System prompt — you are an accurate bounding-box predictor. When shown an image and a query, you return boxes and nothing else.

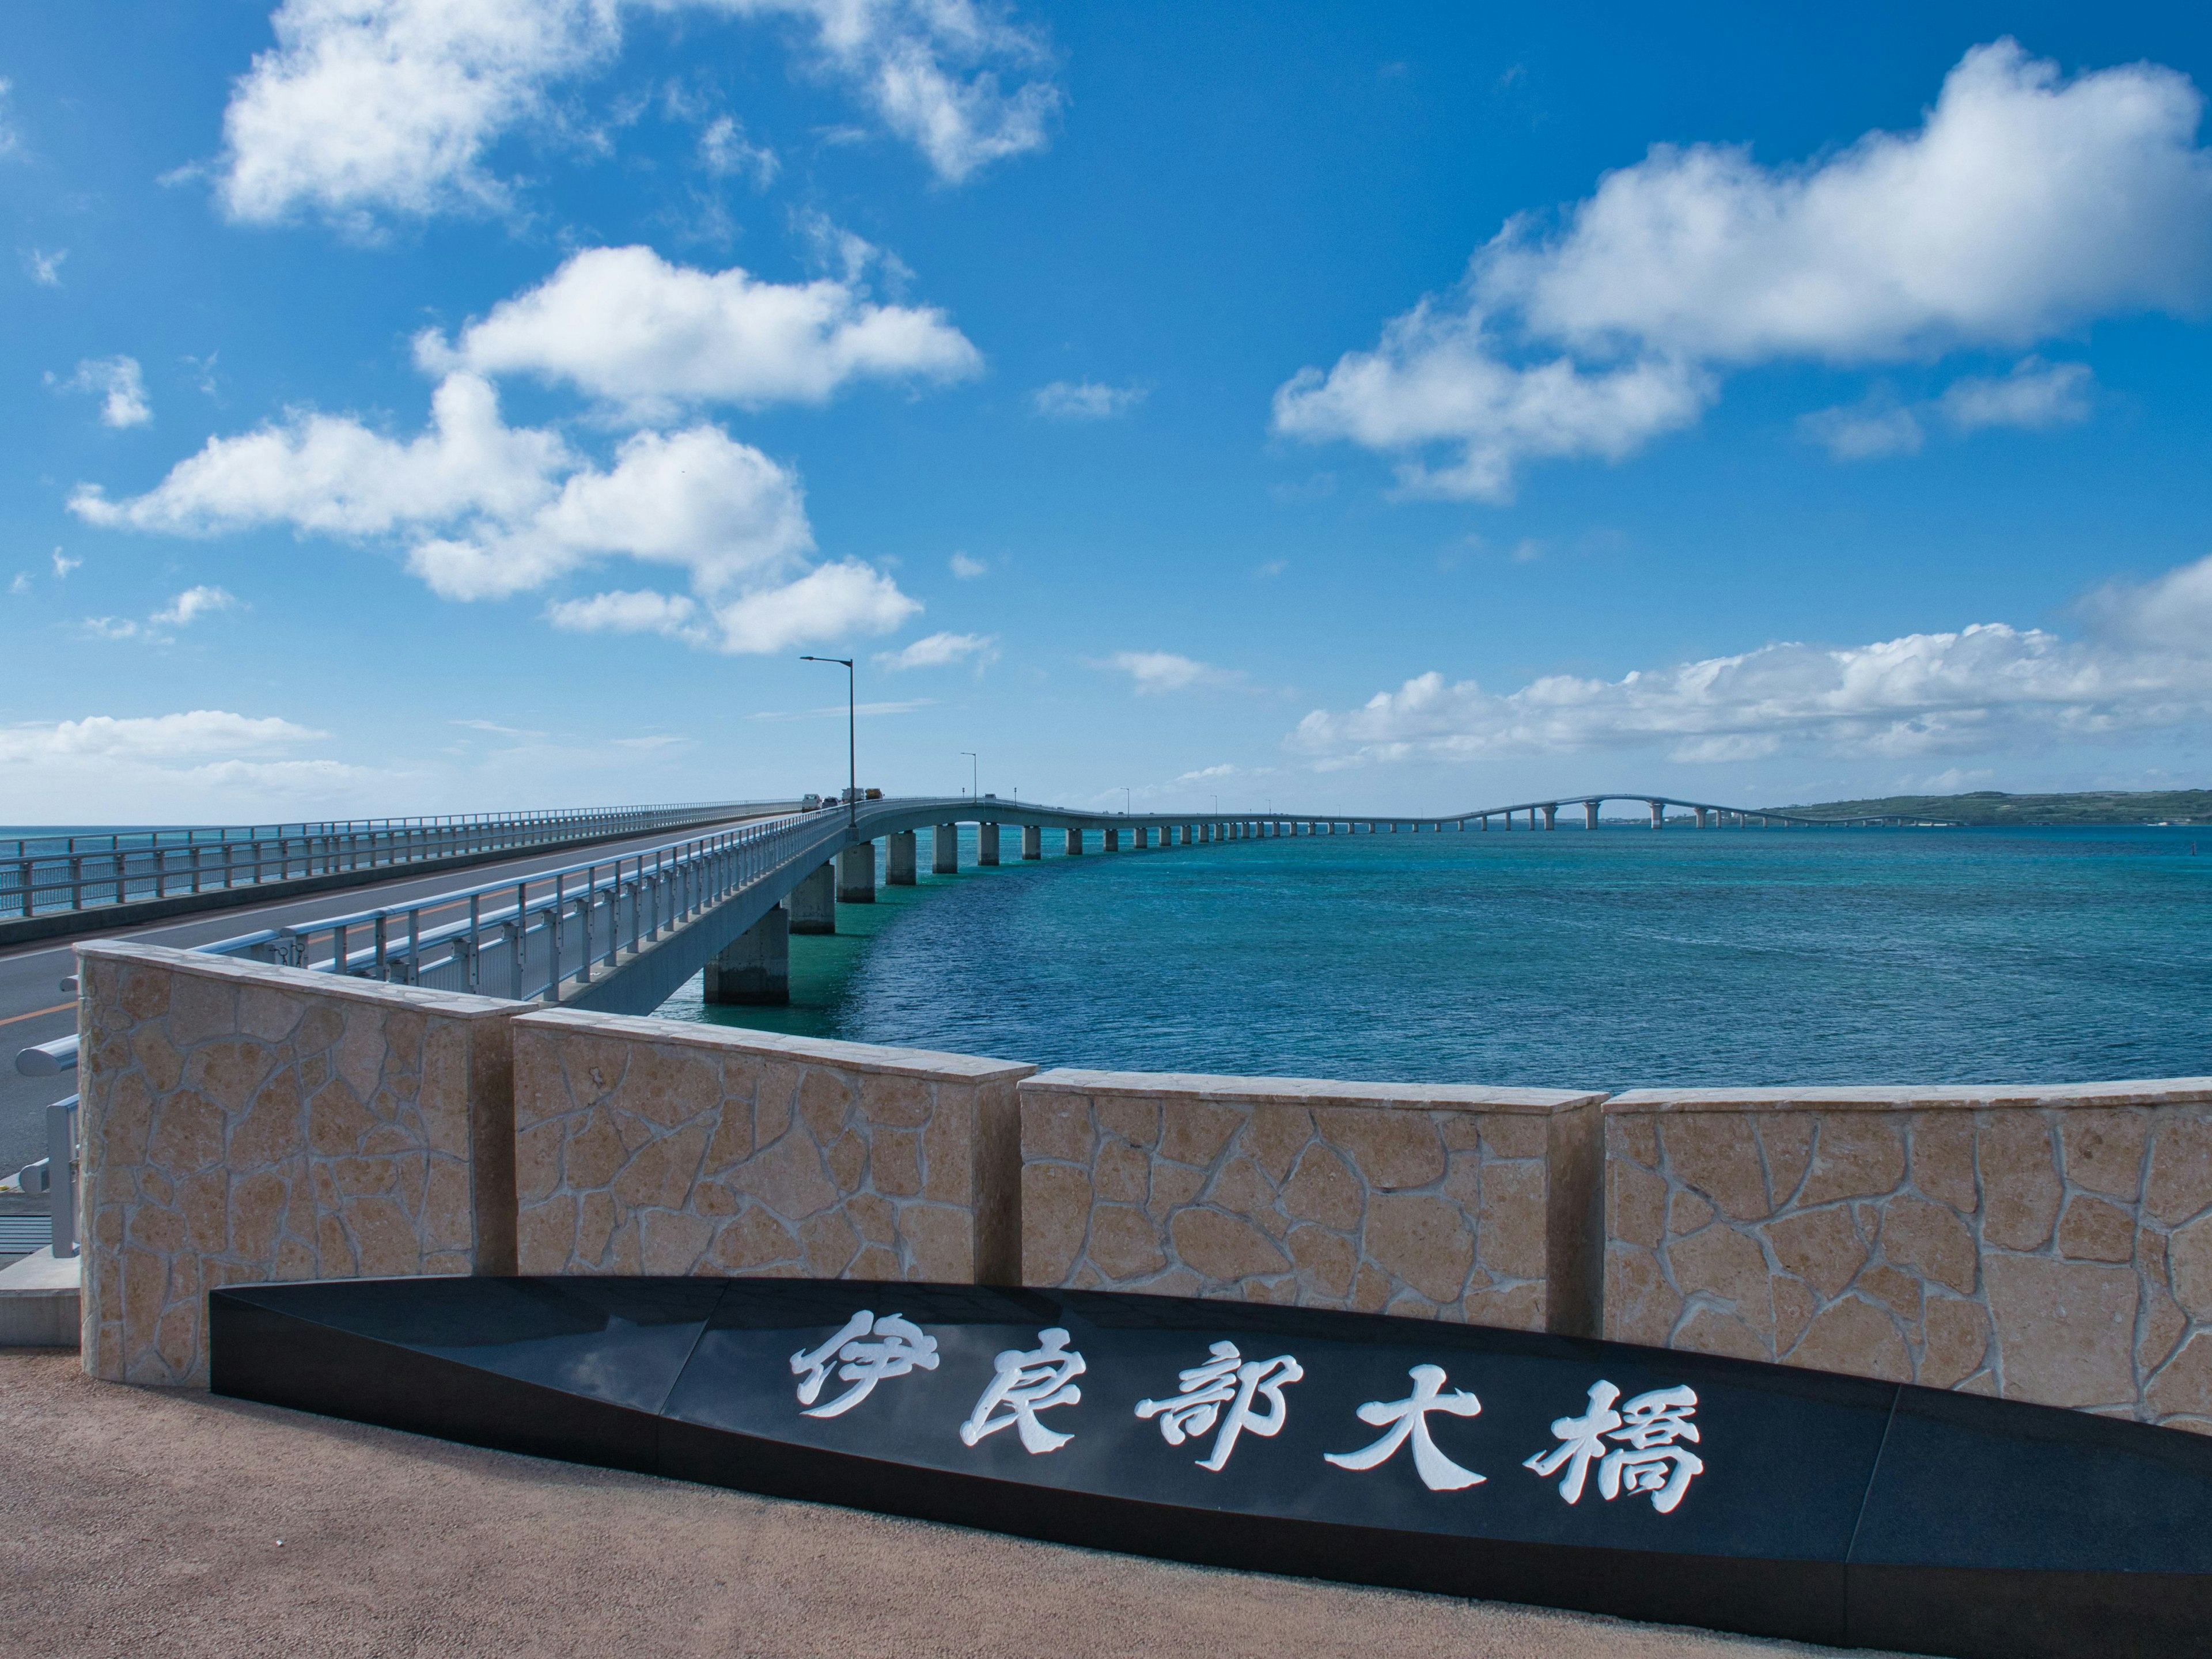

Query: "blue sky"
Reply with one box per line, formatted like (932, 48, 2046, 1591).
(6, 1, 2212, 822)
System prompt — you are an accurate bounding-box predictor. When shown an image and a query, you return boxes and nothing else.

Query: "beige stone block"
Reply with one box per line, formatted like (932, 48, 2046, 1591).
(128, 1204, 185, 1254)
(1023, 1095, 1094, 1164)
(2145, 1115, 2212, 1224)
(1170, 1207, 1290, 1281)
(228, 1073, 304, 1171)
(2060, 1111, 2149, 1202)
(165, 970, 238, 1047)
(1022, 1162, 1092, 1283)
(514, 1118, 563, 1205)
(1475, 1115, 1546, 1160)
(1477, 1160, 1547, 1281)
(1088, 1205, 1168, 1281)
(2141, 1278, 2187, 1375)
(796, 1067, 854, 1145)
(1676, 1306, 1769, 1362)
(1878, 1193, 1976, 1295)
(1763, 1207, 1866, 1299)
(1857, 1264, 1923, 1324)
(846, 1191, 895, 1244)
(1438, 1114, 1486, 1152)
(118, 963, 171, 1021)
(1462, 1281, 1546, 1332)
(306, 1080, 376, 1159)
(1910, 1113, 1979, 1214)
(1608, 1160, 1666, 1249)
(1316, 1108, 1445, 1191)
(1668, 1224, 1774, 1338)
(1919, 1296, 1990, 1388)
(642, 1209, 714, 1274)
(1790, 1295, 1910, 1381)
(1145, 1162, 1207, 1221)
(1799, 1116, 1906, 1207)
(346, 1195, 418, 1277)
(1610, 1114, 1658, 1167)
(577, 1190, 618, 1266)
(703, 1097, 755, 1175)
(237, 985, 303, 1044)
(1206, 1157, 1282, 1234)
(731, 1131, 836, 1221)
(517, 1191, 576, 1272)
(563, 1107, 626, 1188)
(185, 1037, 278, 1116)
(1668, 1190, 1715, 1236)
(1662, 1116, 1769, 1219)
(2056, 1195, 2137, 1263)
(1384, 1291, 1438, 1319)
(1286, 1224, 1355, 1298)
(1605, 1243, 1681, 1346)
(2147, 1332, 2212, 1421)
(851, 1245, 900, 1278)
(131, 1025, 185, 1094)
(1096, 1094, 1161, 1150)
(149, 1090, 226, 1176)
(1160, 1100, 1244, 1168)
(824, 1128, 868, 1194)
(870, 1129, 921, 1196)
(800, 1209, 861, 1277)
(334, 1006, 388, 1103)
(2169, 1214, 2212, 1317)
(711, 1205, 802, 1271)
(623, 1046, 721, 1129)
(858, 1070, 933, 1128)
(919, 1107, 974, 1205)
(1985, 1253, 2138, 1408)
(96, 1071, 154, 1167)
(1759, 1115, 1815, 1207)
(754, 1063, 798, 1146)
(1281, 1146, 1361, 1230)
(613, 1124, 708, 1211)
(295, 1001, 343, 1055)
(1979, 1113, 2063, 1252)
(1365, 1195, 1474, 1304)
(897, 1203, 974, 1282)
(231, 1171, 287, 1260)
(1774, 1277, 1816, 1353)
(1093, 1139, 1150, 1205)
(1349, 1262, 1392, 1313)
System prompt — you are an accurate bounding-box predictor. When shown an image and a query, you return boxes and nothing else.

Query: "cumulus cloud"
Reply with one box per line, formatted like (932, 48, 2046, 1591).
(22, 248, 65, 286)
(1107, 651, 1232, 695)
(1277, 40, 2212, 498)
(949, 551, 985, 578)
(0, 710, 392, 818)
(1801, 358, 2093, 459)
(151, 585, 240, 626)
(0, 77, 19, 160)
(58, 357, 153, 428)
(52, 550, 80, 578)
(1289, 551, 2212, 769)
(0, 710, 323, 764)
(213, 0, 1056, 228)
(696, 113, 777, 183)
(1033, 380, 1147, 419)
(548, 559, 917, 652)
(415, 244, 979, 416)
(874, 629, 995, 670)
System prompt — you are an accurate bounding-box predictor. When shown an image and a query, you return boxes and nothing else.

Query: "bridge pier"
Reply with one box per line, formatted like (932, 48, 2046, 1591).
(1105, 828, 1120, 851)
(1022, 824, 1041, 861)
(1696, 808, 1710, 829)
(1650, 800, 1664, 829)
(836, 842, 877, 902)
(1542, 804, 1558, 830)
(888, 830, 916, 885)
(790, 862, 836, 934)
(934, 824, 959, 874)
(702, 904, 789, 1005)
(1585, 801, 1599, 830)
(979, 823, 1000, 866)
(1066, 828, 1084, 855)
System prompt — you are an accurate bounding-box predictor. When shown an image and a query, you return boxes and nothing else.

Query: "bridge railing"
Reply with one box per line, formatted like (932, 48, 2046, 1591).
(1, 799, 794, 919)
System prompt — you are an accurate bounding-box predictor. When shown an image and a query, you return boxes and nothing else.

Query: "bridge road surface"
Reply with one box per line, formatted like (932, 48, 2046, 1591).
(0, 811, 787, 1201)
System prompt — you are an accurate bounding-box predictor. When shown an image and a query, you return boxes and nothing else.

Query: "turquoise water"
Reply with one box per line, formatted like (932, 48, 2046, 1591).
(663, 825, 2212, 1090)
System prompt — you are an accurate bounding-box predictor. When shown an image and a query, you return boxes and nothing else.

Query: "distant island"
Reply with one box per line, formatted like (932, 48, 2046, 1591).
(1762, 789, 2212, 825)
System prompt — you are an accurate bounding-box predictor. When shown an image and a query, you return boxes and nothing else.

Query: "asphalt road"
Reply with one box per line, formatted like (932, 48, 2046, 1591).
(0, 815, 775, 1195)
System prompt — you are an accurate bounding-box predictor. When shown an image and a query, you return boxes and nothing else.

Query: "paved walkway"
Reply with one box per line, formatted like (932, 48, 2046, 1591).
(1, 1352, 1892, 1658)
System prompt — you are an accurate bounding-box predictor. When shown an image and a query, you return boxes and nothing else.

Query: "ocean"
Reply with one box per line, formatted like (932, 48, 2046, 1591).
(657, 824, 2212, 1092)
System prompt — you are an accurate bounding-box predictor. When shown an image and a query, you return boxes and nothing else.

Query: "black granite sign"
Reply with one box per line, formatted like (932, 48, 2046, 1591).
(210, 1277, 2212, 1659)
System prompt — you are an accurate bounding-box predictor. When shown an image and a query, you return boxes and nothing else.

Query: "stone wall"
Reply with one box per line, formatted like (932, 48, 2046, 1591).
(512, 1010, 1032, 1284)
(1602, 1081, 2212, 1427)
(75, 942, 521, 1386)
(1020, 1069, 1605, 1332)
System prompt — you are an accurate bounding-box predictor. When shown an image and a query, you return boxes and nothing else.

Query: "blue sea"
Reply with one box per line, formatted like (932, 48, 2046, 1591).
(661, 825, 2212, 1092)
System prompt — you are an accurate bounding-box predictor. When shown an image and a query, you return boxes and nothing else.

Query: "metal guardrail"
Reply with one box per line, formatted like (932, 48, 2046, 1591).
(1, 799, 792, 919)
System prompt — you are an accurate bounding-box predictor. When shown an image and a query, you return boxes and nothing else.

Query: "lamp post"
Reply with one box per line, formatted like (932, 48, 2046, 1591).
(961, 751, 977, 800)
(801, 655, 856, 825)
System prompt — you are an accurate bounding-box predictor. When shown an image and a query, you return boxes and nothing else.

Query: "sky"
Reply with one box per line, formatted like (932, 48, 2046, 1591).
(6, 1, 2212, 823)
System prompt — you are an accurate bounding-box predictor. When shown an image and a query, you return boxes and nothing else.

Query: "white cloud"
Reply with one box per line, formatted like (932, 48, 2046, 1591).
(0, 77, 19, 159)
(1802, 358, 2093, 459)
(546, 587, 700, 636)
(1288, 551, 2212, 770)
(874, 629, 996, 670)
(949, 551, 985, 579)
(1107, 650, 1232, 695)
(22, 248, 65, 286)
(1800, 397, 1925, 460)
(696, 113, 777, 183)
(213, 0, 1056, 229)
(151, 585, 241, 626)
(59, 357, 152, 428)
(0, 710, 393, 819)
(1277, 41, 2212, 499)
(1033, 380, 1147, 420)
(547, 559, 918, 653)
(416, 244, 979, 416)
(52, 550, 79, 578)
(0, 710, 323, 764)
(7, 574, 28, 596)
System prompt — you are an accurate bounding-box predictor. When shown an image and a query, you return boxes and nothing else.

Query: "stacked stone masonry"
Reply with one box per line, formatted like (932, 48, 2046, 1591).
(1020, 1069, 1604, 1332)
(1603, 1081, 2212, 1429)
(512, 1009, 1031, 1285)
(74, 942, 521, 1386)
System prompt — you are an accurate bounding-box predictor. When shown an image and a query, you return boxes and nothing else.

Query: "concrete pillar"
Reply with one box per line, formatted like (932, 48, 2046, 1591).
(1480, 815, 1489, 831)
(979, 822, 1000, 865)
(934, 824, 959, 874)
(888, 830, 917, 885)
(1696, 808, 1710, 829)
(1105, 827, 1120, 851)
(1066, 827, 1084, 855)
(1650, 800, 1664, 830)
(836, 842, 876, 903)
(1585, 801, 1600, 831)
(703, 905, 789, 1005)
(1022, 824, 1041, 861)
(1542, 804, 1558, 831)
(790, 862, 836, 933)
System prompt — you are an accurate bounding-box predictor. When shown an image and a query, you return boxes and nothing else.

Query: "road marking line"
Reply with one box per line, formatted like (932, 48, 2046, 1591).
(0, 1001, 73, 1027)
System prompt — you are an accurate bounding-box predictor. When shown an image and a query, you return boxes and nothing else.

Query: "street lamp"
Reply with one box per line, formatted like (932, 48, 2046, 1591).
(961, 751, 978, 799)
(1124, 787, 1132, 815)
(801, 654, 856, 825)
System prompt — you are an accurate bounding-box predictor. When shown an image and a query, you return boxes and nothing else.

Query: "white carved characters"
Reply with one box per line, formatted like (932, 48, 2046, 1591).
(1324, 1363, 1485, 1491)
(960, 1327, 1088, 1454)
(1522, 1380, 1704, 1513)
(1136, 1340, 1305, 1472)
(789, 1310, 941, 1418)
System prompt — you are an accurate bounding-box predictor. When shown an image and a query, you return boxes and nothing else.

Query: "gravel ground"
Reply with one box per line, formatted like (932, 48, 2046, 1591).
(0, 1351, 1896, 1658)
